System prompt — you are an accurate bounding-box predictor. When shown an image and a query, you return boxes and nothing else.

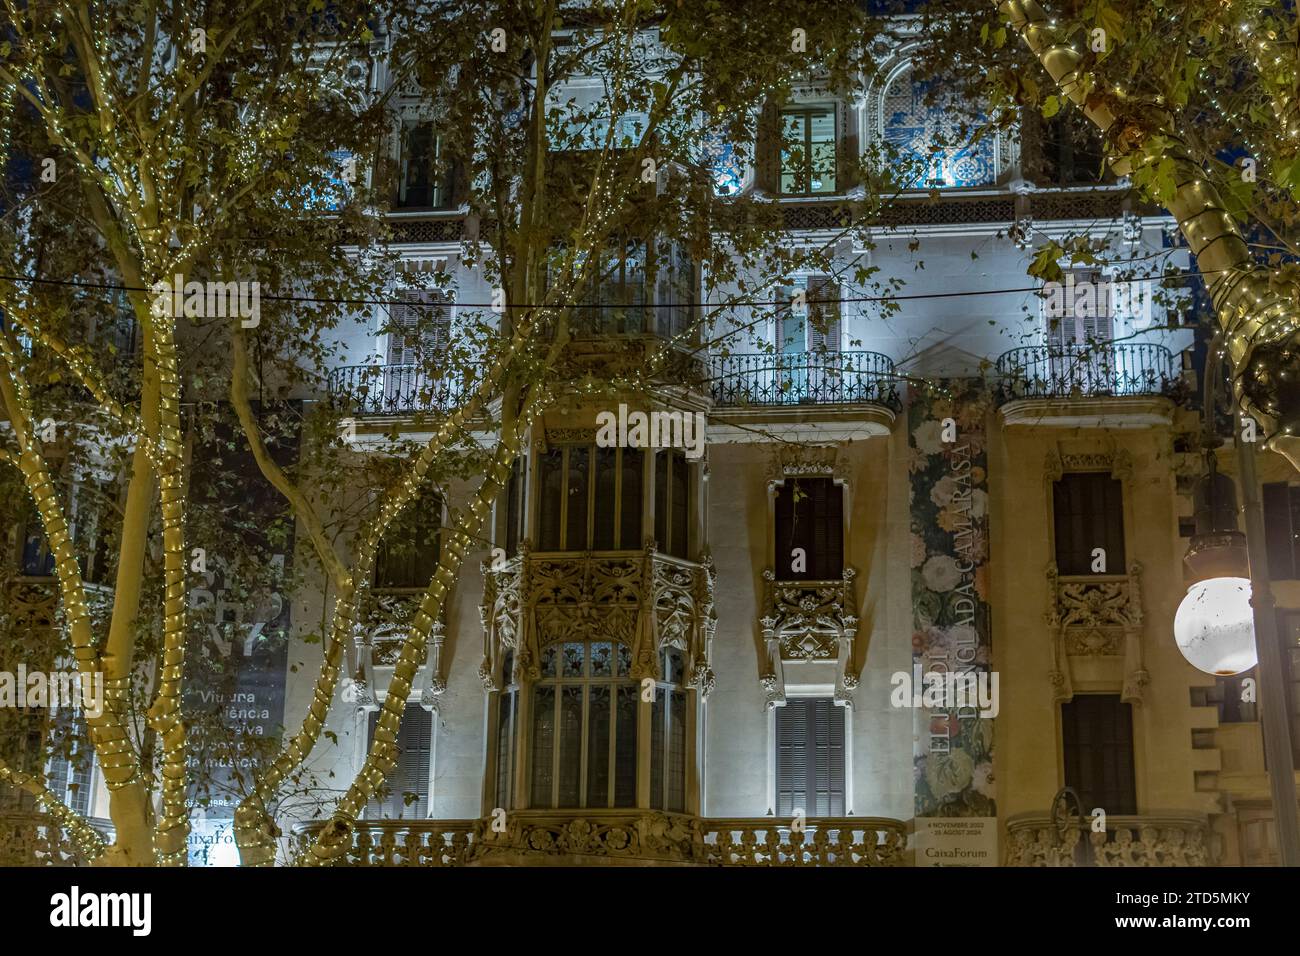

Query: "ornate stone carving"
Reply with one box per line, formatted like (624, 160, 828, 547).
(541, 428, 596, 448)
(760, 568, 858, 708)
(480, 547, 716, 695)
(765, 444, 847, 483)
(1046, 562, 1147, 705)
(355, 589, 447, 697)
(291, 813, 909, 867)
(1005, 812, 1214, 866)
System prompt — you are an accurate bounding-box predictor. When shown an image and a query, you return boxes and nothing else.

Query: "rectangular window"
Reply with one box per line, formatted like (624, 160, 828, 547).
(397, 122, 453, 209)
(1263, 483, 1300, 580)
(1061, 694, 1136, 815)
(780, 107, 837, 195)
(774, 477, 843, 581)
(1052, 472, 1124, 576)
(504, 458, 524, 557)
(495, 689, 517, 810)
(385, 290, 452, 366)
(655, 450, 690, 560)
(775, 698, 845, 816)
(577, 240, 647, 336)
(538, 446, 644, 552)
(375, 489, 441, 589)
(365, 704, 432, 819)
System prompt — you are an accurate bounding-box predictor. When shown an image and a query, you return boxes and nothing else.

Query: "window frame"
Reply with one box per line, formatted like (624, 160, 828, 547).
(362, 699, 435, 820)
(772, 475, 846, 582)
(536, 444, 645, 552)
(1051, 470, 1126, 577)
(527, 639, 639, 810)
(767, 692, 850, 817)
(1060, 693, 1137, 816)
(778, 105, 838, 197)
(395, 120, 455, 211)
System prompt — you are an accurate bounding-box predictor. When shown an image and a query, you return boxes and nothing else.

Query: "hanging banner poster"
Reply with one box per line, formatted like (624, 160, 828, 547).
(907, 381, 997, 865)
(184, 401, 300, 865)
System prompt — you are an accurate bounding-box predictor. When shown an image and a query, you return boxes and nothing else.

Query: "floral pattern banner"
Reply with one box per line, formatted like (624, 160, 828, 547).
(909, 381, 995, 819)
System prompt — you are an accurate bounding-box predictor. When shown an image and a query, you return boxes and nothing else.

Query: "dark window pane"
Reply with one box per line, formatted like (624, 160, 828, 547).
(615, 685, 638, 807)
(593, 447, 618, 550)
(587, 686, 611, 807)
(775, 477, 843, 580)
(531, 686, 555, 806)
(620, 449, 643, 550)
(650, 688, 665, 810)
(1053, 473, 1125, 576)
(505, 458, 523, 557)
(557, 687, 584, 806)
(538, 449, 564, 550)
(565, 447, 590, 551)
(669, 689, 686, 813)
(1061, 694, 1136, 815)
(375, 489, 441, 588)
(1264, 483, 1297, 580)
(671, 452, 689, 559)
(496, 689, 515, 809)
(654, 450, 669, 551)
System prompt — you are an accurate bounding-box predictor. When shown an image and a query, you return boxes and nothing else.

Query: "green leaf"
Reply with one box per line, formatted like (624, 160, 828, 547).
(1041, 95, 1061, 119)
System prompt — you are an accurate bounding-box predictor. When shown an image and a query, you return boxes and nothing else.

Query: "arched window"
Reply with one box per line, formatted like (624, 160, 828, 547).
(879, 62, 996, 189)
(530, 640, 638, 808)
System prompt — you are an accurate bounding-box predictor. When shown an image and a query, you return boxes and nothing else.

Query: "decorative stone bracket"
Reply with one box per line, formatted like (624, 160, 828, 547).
(1046, 561, 1149, 706)
(347, 589, 446, 714)
(759, 567, 859, 709)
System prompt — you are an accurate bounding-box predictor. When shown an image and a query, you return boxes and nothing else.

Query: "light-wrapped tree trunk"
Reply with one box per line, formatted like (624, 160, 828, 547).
(997, 0, 1300, 469)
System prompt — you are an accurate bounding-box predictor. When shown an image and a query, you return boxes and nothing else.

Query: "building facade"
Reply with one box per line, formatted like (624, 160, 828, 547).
(6, 22, 1300, 868)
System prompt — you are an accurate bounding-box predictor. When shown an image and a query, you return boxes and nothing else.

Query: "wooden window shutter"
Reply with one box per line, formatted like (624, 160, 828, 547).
(775, 699, 808, 817)
(776, 699, 845, 816)
(367, 705, 432, 818)
(1061, 695, 1136, 815)
(387, 291, 452, 365)
(806, 277, 840, 352)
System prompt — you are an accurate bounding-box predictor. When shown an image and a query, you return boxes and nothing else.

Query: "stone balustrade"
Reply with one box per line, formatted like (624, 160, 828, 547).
(1004, 811, 1215, 866)
(292, 812, 908, 867)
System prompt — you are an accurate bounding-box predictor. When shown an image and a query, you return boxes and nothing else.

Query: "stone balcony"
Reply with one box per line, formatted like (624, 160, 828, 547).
(1004, 811, 1215, 866)
(292, 812, 907, 866)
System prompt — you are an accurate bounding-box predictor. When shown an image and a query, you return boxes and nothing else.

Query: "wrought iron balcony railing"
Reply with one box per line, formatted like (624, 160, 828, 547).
(708, 350, 900, 409)
(327, 363, 483, 416)
(995, 343, 1179, 403)
(292, 812, 907, 866)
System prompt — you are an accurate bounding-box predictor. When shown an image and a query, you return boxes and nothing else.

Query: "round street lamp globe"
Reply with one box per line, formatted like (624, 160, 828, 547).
(1173, 577, 1258, 676)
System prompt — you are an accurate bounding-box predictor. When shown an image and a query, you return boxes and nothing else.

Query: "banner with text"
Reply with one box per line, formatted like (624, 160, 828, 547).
(908, 381, 996, 865)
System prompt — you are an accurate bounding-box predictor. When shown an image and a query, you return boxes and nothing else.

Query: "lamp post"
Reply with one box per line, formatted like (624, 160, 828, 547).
(1174, 335, 1300, 866)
